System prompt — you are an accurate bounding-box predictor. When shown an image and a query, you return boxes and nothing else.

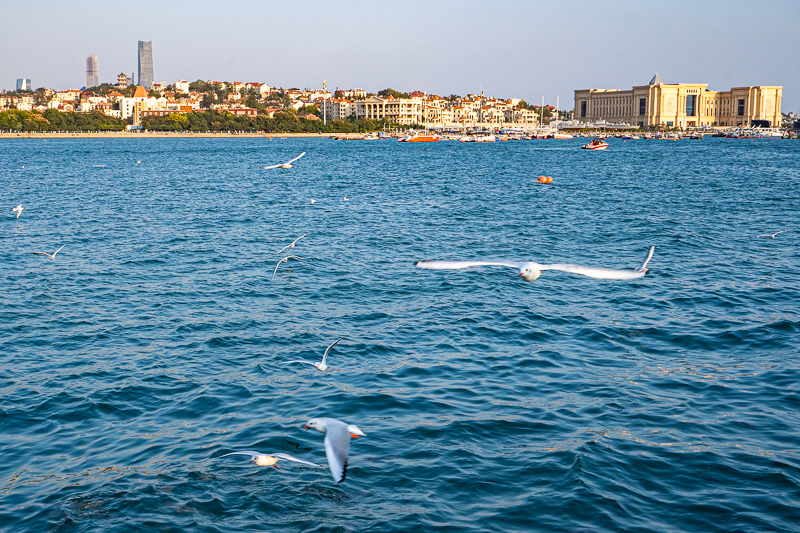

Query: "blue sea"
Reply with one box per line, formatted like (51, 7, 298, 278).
(1, 136, 799, 532)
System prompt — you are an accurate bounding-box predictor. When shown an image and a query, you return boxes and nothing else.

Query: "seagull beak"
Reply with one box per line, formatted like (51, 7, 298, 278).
(302, 425, 310, 430)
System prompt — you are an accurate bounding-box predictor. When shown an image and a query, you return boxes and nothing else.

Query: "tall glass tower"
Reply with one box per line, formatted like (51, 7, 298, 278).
(137, 41, 154, 89)
(86, 54, 99, 88)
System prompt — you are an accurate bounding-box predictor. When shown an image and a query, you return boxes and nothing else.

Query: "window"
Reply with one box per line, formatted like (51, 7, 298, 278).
(581, 101, 586, 118)
(639, 98, 646, 116)
(686, 95, 696, 116)
(737, 99, 745, 116)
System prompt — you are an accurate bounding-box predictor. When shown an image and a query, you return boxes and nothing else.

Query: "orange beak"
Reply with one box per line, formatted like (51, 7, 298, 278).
(349, 433, 360, 439)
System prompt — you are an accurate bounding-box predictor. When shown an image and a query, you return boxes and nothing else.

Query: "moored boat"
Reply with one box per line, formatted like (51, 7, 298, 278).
(399, 133, 440, 142)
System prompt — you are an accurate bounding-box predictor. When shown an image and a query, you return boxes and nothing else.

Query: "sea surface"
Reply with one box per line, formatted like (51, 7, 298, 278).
(1, 136, 799, 532)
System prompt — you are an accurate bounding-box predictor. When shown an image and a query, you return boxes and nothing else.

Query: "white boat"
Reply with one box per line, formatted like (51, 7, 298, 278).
(581, 139, 609, 150)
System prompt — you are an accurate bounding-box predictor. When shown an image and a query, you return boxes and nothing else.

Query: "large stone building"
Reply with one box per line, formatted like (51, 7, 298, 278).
(574, 74, 782, 128)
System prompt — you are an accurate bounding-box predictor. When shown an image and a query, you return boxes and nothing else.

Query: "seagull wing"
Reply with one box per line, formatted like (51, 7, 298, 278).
(282, 360, 316, 366)
(263, 163, 281, 169)
(31, 252, 51, 257)
(292, 234, 307, 246)
(53, 245, 66, 257)
(541, 264, 646, 280)
(276, 244, 292, 255)
(285, 152, 306, 165)
(635, 245, 655, 272)
(415, 259, 525, 271)
(272, 453, 324, 468)
(220, 451, 260, 460)
(322, 421, 351, 483)
(321, 337, 344, 366)
(271, 262, 282, 281)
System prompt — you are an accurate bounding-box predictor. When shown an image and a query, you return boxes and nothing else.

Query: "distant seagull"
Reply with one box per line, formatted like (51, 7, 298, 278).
(12, 205, 23, 218)
(310, 199, 316, 204)
(303, 418, 365, 483)
(263, 152, 306, 169)
(136, 160, 142, 164)
(282, 337, 344, 372)
(416, 246, 655, 282)
(277, 234, 307, 255)
(271, 255, 303, 281)
(756, 230, 787, 239)
(220, 451, 323, 469)
(31, 245, 66, 261)
(343, 196, 349, 201)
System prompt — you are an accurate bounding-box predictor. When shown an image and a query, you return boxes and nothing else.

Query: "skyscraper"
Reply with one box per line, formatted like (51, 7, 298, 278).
(86, 54, 99, 88)
(16, 78, 31, 91)
(138, 41, 154, 89)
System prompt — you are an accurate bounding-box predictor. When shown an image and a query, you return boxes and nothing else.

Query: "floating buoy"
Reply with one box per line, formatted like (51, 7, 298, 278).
(546, 177, 553, 183)
(538, 175, 546, 183)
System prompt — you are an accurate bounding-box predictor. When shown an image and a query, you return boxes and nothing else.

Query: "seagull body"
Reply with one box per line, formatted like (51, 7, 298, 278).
(310, 199, 316, 204)
(277, 234, 307, 255)
(343, 196, 349, 201)
(757, 230, 787, 239)
(283, 337, 343, 372)
(271, 255, 303, 281)
(264, 152, 306, 169)
(415, 246, 654, 282)
(12, 205, 23, 218)
(303, 417, 365, 483)
(221, 451, 323, 469)
(31, 245, 66, 261)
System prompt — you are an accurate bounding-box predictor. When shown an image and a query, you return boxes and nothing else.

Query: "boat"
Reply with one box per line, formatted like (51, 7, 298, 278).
(581, 139, 609, 150)
(398, 133, 440, 142)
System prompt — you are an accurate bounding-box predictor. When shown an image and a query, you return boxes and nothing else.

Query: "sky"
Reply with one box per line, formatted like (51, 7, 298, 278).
(2, 0, 798, 111)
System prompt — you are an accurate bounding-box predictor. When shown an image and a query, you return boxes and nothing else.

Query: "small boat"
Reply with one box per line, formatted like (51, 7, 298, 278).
(581, 139, 609, 150)
(398, 133, 440, 142)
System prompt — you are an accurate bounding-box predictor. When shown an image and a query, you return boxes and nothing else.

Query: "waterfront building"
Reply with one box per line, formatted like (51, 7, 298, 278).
(363, 96, 424, 125)
(86, 55, 99, 88)
(16, 78, 31, 91)
(137, 41, 154, 89)
(574, 74, 783, 128)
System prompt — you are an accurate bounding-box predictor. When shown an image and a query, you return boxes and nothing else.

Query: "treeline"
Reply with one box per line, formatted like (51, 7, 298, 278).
(141, 109, 394, 133)
(0, 109, 126, 131)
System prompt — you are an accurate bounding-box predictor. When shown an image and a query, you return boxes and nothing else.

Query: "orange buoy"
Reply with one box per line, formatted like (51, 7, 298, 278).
(546, 177, 553, 183)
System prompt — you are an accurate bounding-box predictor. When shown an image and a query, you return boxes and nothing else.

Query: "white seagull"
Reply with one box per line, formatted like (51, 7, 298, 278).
(263, 152, 306, 169)
(12, 205, 23, 218)
(271, 255, 303, 281)
(415, 245, 655, 282)
(756, 230, 787, 239)
(282, 337, 344, 372)
(31, 245, 66, 261)
(277, 234, 307, 255)
(303, 417, 365, 483)
(310, 199, 316, 204)
(221, 451, 323, 469)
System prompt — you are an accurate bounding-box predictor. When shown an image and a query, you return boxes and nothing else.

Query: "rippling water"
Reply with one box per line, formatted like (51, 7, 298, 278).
(2, 136, 799, 532)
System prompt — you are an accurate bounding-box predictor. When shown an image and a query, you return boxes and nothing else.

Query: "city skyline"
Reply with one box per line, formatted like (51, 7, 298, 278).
(2, 0, 798, 111)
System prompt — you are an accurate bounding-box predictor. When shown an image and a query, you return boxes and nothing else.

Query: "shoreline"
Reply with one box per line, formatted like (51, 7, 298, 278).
(0, 131, 338, 139)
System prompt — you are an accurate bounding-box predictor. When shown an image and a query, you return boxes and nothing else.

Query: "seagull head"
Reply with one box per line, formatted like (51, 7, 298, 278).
(302, 418, 326, 433)
(314, 361, 328, 372)
(519, 263, 542, 282)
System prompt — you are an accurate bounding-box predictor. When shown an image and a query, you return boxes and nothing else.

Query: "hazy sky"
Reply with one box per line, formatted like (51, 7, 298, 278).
(3, 0, 798, 111)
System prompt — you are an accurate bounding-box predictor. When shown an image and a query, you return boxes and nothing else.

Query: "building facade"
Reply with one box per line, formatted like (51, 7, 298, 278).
(574, 74, 782, 128)
(16, 78, 31, 91)
(86, 55, 99, 88)
(137, 41, 154, 89)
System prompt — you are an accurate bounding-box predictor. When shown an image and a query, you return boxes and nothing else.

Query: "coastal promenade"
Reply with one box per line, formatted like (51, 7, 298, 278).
(0, 131, 337, 139)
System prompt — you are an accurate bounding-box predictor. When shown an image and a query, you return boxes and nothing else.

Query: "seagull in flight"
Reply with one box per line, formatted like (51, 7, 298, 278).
(282, 337, 344, 372)
(31, 245, 66, 261)
(12, 205, 23, 218)
(263, 152, 306, 169)
(416, 245, 654, 282)
(277, 234, 307, 255)
(756, 230, 787, 239)
(303, 417, 365, 483)
(220, 451, 323, 469)
(271, 255, 303, 281)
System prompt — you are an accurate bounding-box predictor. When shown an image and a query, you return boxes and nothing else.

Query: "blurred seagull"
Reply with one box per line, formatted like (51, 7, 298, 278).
(302, 417, 365, 483)
(282, 337, 344, 372)
(756, 230, 787, 239)
(12, 204, 23, 218)
(264, 152, 306, 169)
(220, 451, 323, 469)
(415, 245, 655, 282)
(31, 245, 66, 261)
(343, 196, 349, 201)
(310, 199, 316, 204)
(277, 234, 307, 255)
(271, 255, 303, 281)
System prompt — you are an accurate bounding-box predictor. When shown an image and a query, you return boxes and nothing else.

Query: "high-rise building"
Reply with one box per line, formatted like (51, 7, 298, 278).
(137, 41, 154, 89)
(86, 54, 99, 88)
(16, 78, 31, 91)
